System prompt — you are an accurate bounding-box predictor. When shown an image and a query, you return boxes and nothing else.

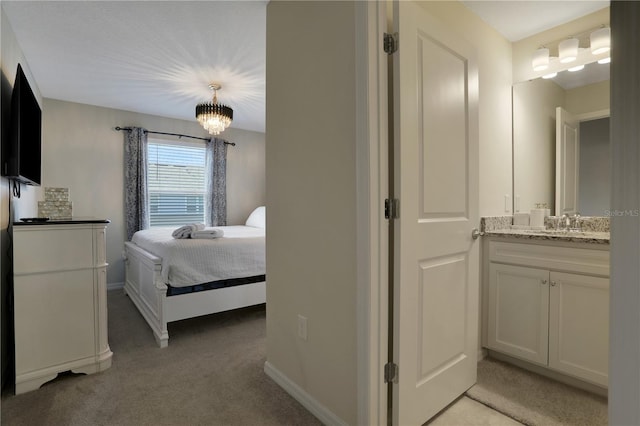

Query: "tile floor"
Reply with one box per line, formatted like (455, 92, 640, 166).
(428, 396, 523, 425)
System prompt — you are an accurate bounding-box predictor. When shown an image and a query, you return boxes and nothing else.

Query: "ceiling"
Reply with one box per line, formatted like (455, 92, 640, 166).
(460, 1, 609, 42)
(2, 1, 266, 133)
(2, 1, 609, 134)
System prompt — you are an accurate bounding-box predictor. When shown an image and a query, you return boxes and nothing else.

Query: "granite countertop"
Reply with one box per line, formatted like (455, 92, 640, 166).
(484, 228, 610, 244)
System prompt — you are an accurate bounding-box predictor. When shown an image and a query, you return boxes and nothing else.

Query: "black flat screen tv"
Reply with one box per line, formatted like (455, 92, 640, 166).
(2, 64, 42, 186)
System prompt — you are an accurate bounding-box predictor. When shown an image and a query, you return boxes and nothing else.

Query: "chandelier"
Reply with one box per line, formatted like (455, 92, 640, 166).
(196, 83, 233, 135)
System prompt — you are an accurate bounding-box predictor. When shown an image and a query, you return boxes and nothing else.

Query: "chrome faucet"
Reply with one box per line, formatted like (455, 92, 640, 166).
(558, 213, 582, 231)
(570, 213, 582, 231)
(558, 214, 570, 230)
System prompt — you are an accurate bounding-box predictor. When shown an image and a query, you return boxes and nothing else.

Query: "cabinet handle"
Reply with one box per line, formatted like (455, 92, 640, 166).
(550, 281, 557, 286)
(541, 279, 547, 285)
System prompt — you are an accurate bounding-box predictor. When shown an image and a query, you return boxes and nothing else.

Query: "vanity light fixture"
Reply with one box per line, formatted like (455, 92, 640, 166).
(558, 38, 579, 63)
(531, 26, 611, 74)
(196, 83, 233, 135)
(532, 47, 550, 71)
(542, 72, 557, 79)
(590, 27, 611, 55)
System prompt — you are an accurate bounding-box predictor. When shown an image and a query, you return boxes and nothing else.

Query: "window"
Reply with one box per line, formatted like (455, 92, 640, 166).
(147, 140, 206, 227)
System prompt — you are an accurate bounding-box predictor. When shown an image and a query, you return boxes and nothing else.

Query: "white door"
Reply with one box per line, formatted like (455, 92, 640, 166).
(555, 107, 580, 215)
(392, 1, 479, 424)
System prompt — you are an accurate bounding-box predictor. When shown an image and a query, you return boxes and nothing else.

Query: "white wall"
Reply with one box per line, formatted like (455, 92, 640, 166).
(266, 1, 358, 424)
(41, 99, 265, 285)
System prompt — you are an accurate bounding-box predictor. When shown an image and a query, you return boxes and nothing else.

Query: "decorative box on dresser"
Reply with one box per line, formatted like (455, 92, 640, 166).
(481, 220, 610, 393)
(12, 219, 112, 394)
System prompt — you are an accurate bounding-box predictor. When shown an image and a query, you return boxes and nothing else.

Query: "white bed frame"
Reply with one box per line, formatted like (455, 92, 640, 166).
(123, 241, 266, 348)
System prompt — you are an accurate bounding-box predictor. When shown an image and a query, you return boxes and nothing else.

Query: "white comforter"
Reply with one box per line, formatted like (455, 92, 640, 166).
(131, 226, 265, 288)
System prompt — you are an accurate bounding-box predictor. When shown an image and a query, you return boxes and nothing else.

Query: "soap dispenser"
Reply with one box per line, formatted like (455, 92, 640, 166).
(530, 203, 547, 229)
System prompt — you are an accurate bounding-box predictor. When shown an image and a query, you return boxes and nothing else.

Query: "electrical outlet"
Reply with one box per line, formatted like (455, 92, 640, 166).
(297, 315, 308, 341)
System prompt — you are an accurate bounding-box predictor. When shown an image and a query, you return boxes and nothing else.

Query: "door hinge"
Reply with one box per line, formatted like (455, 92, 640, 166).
(384, 362, 399, 383)
(383, 32, 398, 55)
(385, 198, 399, 220)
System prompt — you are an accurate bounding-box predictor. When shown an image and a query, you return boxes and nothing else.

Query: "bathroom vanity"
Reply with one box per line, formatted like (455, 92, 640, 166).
(481, 226, 609, 391)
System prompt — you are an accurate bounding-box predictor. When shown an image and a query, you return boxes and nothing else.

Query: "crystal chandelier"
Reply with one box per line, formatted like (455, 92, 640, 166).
(196, 83, 233, 135)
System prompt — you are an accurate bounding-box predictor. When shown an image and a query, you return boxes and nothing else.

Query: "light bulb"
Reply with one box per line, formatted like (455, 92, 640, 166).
(532, 48, 550, 71)
(590, 27, 610, 55)
(559, 38, 579, 64)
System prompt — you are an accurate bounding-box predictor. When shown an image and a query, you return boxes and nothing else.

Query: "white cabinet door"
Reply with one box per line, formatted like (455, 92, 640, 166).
(14, 269, 96, 375)
(549, 272, 609, 387)
(488, 263, 549, 366)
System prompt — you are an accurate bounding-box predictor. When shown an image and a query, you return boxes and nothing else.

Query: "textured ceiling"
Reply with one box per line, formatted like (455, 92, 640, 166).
(2, 1, 266, 133)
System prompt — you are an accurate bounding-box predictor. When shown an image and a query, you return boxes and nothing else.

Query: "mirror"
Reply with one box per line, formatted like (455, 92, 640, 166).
(513, 60, 610, 216)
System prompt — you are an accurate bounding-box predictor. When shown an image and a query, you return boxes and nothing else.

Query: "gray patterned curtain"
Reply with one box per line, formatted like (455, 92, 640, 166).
(205, 137, 228, 226)
(124, 127, 149, 240)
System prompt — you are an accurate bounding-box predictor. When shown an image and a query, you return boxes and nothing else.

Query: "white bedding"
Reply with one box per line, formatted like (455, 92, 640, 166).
(131, 226, 265, 288)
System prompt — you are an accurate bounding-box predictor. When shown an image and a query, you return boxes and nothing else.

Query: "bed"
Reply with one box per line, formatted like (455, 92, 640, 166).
(123, 207, 266, 348)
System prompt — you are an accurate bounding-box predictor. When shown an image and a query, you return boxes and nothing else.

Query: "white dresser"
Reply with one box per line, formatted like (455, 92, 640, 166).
(12, 220, 112, 394)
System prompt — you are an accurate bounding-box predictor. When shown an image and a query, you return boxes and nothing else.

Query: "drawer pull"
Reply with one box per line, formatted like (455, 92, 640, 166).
(541, 279, 548, 285)
(550, 281, 557, 286)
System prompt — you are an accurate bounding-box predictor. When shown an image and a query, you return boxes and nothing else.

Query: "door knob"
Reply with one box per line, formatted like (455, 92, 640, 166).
(471, 228, 483, 240)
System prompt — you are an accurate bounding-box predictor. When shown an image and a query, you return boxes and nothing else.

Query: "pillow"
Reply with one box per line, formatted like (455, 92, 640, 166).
(245, 206, 265, 229)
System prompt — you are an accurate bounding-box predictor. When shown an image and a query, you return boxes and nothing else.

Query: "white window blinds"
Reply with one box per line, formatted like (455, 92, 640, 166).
(147, 141, 206, 227)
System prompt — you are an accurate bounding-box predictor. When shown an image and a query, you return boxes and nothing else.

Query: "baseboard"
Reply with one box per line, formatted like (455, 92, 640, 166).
(107, 282, 125, 291)
(487, 350, 608, 398)
(477, 347, 488, 361)
(264, 361, 348, 426)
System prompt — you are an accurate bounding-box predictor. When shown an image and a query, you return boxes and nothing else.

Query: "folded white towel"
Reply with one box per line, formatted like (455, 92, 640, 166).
(172, 223, 205, 239)
(191, 228, 225, 239)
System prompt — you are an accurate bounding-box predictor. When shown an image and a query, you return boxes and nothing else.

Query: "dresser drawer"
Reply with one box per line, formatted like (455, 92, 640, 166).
(14, 226, 94, 274)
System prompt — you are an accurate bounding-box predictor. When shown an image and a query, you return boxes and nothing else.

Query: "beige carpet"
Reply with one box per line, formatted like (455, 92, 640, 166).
(1, 291, 321, 426)
(466, 357, 608, 426)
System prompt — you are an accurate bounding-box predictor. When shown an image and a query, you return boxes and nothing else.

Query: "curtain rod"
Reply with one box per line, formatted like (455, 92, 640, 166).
(114, 126, 236, 146)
